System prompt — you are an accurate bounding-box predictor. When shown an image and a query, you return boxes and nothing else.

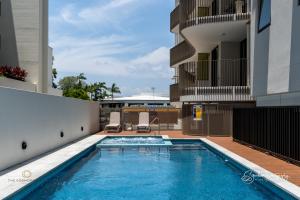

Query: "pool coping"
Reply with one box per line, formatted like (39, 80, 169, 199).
(200, 138, 300, 199)
(0, 135, 106, 199)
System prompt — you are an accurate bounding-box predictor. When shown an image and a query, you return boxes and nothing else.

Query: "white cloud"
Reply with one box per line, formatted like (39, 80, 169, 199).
(56, 0, 149, 27)
(51, 35, 172, 79)
(50, 0, 172, 96)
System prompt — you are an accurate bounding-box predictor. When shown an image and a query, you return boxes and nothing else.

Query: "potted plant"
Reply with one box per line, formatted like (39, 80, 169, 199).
(0, 66, 28, 81)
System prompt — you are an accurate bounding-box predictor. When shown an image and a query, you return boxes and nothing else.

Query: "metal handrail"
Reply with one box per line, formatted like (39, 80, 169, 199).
(150, 117, 160, 135)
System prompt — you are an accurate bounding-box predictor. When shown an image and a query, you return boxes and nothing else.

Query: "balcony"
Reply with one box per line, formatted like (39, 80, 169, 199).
(178, 59, 254, 102)
(170, 84, 180, 102)
(170, 5, 180, 31)
(170, 40, 195, 66)
(176, 0, 250, 54)
(179, 0, 250, 30)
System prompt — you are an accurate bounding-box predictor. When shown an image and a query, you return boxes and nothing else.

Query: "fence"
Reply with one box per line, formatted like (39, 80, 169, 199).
(182, 104, 233, 136)
(101, 107, 181, 131)
(170, 40, 195, 66)
(178, 59, 253, 102)
(233, 107, 300, 165)
(170, 5, 180, 30)
(179, 0, 249, 30)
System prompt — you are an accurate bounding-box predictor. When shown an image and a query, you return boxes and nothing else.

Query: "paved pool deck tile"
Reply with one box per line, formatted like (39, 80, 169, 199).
(0, 135, 105, 199)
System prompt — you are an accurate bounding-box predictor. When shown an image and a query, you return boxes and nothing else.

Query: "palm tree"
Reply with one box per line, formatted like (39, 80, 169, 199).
(76, 73, 87, 89)
(87, 82, 108, 101)
(52, 68, 58, 88)
(109, 83, 121, 100)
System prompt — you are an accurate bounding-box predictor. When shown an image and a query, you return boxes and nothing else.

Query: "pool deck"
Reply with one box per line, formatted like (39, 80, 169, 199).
(97, 131, 300, 187)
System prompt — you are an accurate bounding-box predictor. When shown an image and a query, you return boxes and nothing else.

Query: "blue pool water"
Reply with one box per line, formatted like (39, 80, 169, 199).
(17, 141, 289, 200)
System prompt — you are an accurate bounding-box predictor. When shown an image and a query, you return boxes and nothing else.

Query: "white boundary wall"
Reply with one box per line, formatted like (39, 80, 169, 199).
(0, 87, 100, 171)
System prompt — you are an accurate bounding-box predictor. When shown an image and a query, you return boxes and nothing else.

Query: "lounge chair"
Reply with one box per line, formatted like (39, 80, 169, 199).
(105, 112, 121, 133)
(137, 112, 151, 133)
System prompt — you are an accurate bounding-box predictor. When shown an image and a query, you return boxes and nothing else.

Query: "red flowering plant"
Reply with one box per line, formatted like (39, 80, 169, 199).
(0, 66, 28, 81)
(0, 67, 4, 77)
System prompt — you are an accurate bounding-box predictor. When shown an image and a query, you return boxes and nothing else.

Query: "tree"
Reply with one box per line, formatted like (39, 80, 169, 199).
(58, 76, 78, 91)
(63, 88, 90, 100)
(109, 83, 121, 100)
(76, 73, 87, 89)
(52, 68, 58, 88)
(87, 82, 109, 101)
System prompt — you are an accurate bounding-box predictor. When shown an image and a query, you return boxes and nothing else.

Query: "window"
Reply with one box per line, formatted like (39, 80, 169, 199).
(298, 0, 300, 6)
(258, 0, 271, 32)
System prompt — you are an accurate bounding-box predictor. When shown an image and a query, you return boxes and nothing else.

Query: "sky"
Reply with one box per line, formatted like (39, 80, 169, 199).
(49, 0, 174, 97)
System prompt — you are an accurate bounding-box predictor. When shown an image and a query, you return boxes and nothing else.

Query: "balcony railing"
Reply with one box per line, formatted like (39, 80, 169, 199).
(180, 86, 253, 102)
(170, 5, 180, 30)
(170, 84, 180, 102)
(170, 40, 195, 66)
(178, 59, 253, 102)
(179, 0, 249, 30)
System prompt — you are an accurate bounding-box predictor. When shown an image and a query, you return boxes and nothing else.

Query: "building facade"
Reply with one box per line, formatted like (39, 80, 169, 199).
(251, 0, 300, 106)
(0, 0, 60, 95)
(170, 0, 300, 136)
(170, 0, 255, 135)
(231, 0, 300, 165)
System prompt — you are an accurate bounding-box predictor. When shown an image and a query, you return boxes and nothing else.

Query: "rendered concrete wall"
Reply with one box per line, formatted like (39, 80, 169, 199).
(267, 0, 293, 94)
(289, 1, 300, 92)
(251, 0, 300, 106)
(0, 0, 19, 66)
(10, 0, 49, 93)
(0, 77, 36, 92)
(250, 0, 269, 97)
(0, 87, 100, 171)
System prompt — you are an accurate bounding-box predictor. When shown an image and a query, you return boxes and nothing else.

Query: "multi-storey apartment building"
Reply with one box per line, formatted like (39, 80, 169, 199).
(170, 0, 300, 162)
(0, 0, 60, 95)
(170, 0, 255, 135)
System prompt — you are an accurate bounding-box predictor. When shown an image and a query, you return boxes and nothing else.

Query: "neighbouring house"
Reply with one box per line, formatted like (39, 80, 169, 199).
(100, 94, 170, 108)
(0, 0, 61, 95)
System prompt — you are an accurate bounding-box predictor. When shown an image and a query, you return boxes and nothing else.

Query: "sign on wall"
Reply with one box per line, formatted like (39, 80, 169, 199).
(193, 105, 203, 121)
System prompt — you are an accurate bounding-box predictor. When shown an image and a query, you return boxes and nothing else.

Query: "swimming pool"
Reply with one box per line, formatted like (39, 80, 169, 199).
(10, 139, 297, 199)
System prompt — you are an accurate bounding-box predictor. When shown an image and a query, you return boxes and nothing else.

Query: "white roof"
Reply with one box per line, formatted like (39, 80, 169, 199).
(105, 95, 169, 101)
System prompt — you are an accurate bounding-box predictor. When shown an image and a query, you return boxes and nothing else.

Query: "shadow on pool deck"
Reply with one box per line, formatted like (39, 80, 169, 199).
(96, 131, 300, 187)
